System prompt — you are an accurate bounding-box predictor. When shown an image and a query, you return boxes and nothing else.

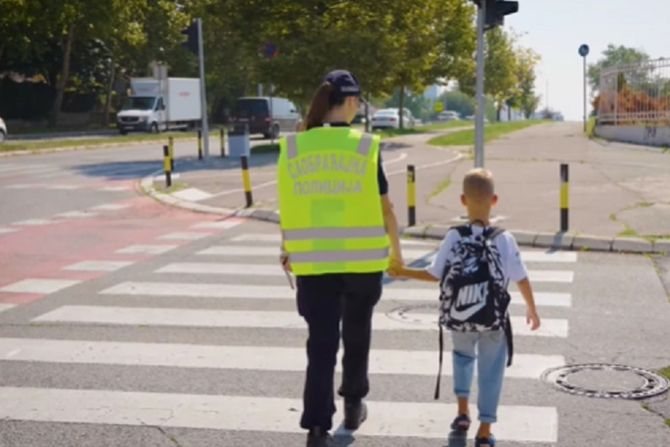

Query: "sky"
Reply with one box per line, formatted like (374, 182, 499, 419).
(505, 0, 670, 121)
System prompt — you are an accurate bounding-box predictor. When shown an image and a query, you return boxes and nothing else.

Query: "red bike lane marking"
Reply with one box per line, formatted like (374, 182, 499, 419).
(0, 196, 243, 305)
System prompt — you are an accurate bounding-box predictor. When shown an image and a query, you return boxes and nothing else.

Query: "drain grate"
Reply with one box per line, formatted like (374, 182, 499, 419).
(542, 363, 670, 400)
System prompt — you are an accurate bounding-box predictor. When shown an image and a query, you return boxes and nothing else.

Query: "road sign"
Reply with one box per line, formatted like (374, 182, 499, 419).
(434, 102, 444, 113)
(578, 44, 590, 57)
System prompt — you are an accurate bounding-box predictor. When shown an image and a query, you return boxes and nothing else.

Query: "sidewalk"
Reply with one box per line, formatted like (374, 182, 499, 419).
(141, 122, 670, 254)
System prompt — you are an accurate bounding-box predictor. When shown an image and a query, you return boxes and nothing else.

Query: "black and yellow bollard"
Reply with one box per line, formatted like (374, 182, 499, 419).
(560, 163, 569, 232)
(197, 130, 203, 160)
(168, 136, 175, 171)
(407, 164, 417, 227)
(163, 145, 172, 188)
(240, 155, 253, 207)
(220, 128, 226, 158)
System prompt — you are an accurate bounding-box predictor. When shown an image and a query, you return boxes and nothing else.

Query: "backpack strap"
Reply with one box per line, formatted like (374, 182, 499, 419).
(504, 315, 514, 367)
(434, 324, 444, 400)
(452, 225, 472, 238)
(483, 226, 505, 240)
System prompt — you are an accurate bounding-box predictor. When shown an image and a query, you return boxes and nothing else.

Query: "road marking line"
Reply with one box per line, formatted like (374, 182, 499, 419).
(0, 304, 16, 313)
(0, 337, 563, 379)
(4, 184, 39, 189)
(12, 218, 60, 226)
(91, 204, 131, 211)
(63, 261, 134, 272)
(172, 188, 213, 202)
(0, 227, 19, 234)
(55, 211, 98, 219)
(196, 245, 435, 260)
(100, 281, 571, 308)
(0, 387, 558, 442)
(33, 306, 568, 337)
(158, 232, 212, 241)
(0, 279, 81, 294)
(155, 262, 574, 283)
(100, 185, 131, 192)
(115, 244, 178, 255)
(45, 184, 81, 190)
(191, 220, 244, 230)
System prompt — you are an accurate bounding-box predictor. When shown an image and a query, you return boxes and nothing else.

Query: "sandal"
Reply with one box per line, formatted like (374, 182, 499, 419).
(475, 434, 496, 447)
(450, 414, 471, 432)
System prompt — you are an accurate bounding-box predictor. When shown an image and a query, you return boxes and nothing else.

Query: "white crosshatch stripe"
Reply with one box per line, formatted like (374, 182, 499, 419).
(0, 337, 564, 379)
(158, 232, 212, 241)
(63, 261, 134, 272)
(100, 185, 131, 192)
(45, 184, 81, 190)
(155, 262, 574, 283)
(0, 387, 558, 443)
(12, 218, 61, 226)
(32, 306, 568, 337)
(55, 211, 98, 219)
(0, 227, 19, 234)
(191, 220, 244, 230)
(196, 245, 434, 260)
(90, 203, 131, 211)
(0, 304, 16, 313)
(100, 281, 571, 308)
(116, 244, 177, 255)
(0, 279, 81, 294)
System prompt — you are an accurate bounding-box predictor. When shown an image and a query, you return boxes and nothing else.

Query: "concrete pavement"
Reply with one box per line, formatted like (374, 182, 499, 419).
(141, 122, 670, 254)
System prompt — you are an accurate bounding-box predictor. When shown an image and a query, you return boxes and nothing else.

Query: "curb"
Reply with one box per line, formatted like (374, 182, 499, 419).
(139, 172, 668, 256)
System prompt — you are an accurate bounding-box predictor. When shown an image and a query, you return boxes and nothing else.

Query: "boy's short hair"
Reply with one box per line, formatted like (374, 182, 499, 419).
(463, 168, 495, 198)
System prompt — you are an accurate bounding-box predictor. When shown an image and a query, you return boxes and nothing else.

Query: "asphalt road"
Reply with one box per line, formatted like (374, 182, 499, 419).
(0, 140, 669, 446)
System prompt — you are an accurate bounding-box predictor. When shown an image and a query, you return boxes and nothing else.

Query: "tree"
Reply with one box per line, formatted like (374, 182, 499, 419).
(509, 47, 540, 119)
(588, 44, 649, 92)
(483, 28, 517, 121)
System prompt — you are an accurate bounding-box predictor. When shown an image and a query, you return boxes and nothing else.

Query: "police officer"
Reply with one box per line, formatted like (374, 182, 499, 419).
(278, 70, 403, 447)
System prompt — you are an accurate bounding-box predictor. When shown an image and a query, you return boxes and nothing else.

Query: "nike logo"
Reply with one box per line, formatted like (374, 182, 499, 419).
(450, 282, 487, 321)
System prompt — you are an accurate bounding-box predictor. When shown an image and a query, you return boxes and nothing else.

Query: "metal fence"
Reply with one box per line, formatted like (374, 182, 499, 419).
(598, 57, 670, 125)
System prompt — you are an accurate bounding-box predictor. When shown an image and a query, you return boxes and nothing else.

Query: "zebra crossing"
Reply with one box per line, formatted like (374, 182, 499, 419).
(0, 231, 577, 445)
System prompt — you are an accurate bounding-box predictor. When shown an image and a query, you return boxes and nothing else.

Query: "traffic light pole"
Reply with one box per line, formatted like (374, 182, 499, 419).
(197, 18, 209, 159)
(474, 1, 486, 168)
(582, 54, 587, 132)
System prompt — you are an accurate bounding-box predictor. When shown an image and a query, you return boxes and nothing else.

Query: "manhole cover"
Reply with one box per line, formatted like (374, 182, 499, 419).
(542, 363, 670, 400)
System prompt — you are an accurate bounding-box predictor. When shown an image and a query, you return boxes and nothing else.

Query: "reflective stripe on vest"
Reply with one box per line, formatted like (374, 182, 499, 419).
(283, 226, 386, 241)
(278, 127, 390, 275)
(290, 247, 389, 263)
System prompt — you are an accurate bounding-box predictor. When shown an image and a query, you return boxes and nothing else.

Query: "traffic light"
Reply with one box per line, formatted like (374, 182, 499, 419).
(473, 0, 519, 30)
(181, 21, 199, 54)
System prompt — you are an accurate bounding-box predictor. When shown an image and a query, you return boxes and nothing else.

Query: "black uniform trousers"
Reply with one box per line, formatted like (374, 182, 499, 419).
(296, 271, 383, 431)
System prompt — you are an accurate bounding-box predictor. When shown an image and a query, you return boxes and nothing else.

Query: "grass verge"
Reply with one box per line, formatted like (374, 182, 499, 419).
(0, 130, 224, 153)
(418, 120, 474, 132)
(428, 120, 545, 147)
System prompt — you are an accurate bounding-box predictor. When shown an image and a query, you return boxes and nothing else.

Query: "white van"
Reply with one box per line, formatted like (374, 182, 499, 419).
(230, 97, 300, 138)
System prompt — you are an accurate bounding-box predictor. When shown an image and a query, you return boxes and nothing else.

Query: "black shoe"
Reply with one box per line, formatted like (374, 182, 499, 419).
(344, 400, 367, 430)
(306, 427, 332, 447)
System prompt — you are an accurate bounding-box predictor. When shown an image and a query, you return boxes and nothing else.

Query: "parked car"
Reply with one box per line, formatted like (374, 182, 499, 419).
(465, 114, 489, 123)
(116, 77, 202, 134)
(0, 117, 6, 142)
(230, 96, 300, 139)
(437, 111, 460, 121)
(371, 108, 416, 130)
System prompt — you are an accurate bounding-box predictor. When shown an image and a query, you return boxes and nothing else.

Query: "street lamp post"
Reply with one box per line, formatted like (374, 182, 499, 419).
(579, 44, 590, 133)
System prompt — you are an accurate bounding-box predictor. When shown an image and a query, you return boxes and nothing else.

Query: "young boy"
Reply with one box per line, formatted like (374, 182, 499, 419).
(391, 168, 541, 447)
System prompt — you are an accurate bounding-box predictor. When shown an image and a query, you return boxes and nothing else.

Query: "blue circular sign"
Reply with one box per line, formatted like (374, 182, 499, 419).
(578, 44, 590, 57)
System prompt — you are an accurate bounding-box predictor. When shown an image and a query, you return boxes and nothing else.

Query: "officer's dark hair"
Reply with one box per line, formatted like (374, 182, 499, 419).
(303, 82, 346, 131)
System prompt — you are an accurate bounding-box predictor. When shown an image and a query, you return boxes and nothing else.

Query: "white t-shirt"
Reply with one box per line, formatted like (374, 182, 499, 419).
(426, 226, 528, 283)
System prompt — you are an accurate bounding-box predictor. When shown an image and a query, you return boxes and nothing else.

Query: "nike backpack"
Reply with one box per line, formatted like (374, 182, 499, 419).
(434, 225, 514, 399)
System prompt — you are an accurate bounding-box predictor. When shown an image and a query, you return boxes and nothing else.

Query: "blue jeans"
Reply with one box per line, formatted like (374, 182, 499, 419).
(452, 330, 507, 424)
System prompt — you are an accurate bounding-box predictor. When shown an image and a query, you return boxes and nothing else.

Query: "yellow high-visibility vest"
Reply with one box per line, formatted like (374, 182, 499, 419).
(277, 127, 390, 275)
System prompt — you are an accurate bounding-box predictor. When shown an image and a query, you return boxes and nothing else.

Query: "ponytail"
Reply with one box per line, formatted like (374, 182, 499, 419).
(303, 81, 346, 130)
